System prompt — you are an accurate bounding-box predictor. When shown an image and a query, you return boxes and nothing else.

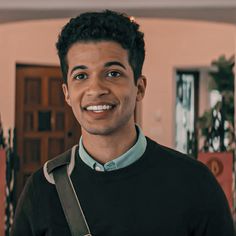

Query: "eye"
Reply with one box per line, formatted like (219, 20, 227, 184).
(73, 73, 88, 80)
(107, 71, 121, 78)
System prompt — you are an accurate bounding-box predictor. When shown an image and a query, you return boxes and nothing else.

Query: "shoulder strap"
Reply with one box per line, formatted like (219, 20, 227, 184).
(43, 145, 77, 185)
(53, 165, 92, 236)
(44, 145, 92, 236)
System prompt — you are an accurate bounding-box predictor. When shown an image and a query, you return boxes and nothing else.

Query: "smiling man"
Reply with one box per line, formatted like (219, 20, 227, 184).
(11, 10, 234, 236)
(63, 41, 145, 164)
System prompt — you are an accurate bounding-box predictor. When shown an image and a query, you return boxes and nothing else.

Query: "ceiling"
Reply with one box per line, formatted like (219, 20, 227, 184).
(0, 0, 236, 25)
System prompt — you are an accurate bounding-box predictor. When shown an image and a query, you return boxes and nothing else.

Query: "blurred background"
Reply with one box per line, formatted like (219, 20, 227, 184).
(0, 0, 236, 235)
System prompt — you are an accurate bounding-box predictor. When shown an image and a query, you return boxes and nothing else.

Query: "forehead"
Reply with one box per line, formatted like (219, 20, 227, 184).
(67, 41, 129, 66)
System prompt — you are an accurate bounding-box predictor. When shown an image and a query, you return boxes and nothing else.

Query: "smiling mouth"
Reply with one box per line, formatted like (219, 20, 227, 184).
(84, 104, 116, 113)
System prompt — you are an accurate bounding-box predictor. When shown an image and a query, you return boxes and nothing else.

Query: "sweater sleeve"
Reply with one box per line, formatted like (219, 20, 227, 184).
(192, 167, 235, 236)
(10, 177, 36, 236)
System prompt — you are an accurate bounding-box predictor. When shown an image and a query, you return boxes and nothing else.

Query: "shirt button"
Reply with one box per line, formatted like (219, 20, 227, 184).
(95, 166, 102, 171)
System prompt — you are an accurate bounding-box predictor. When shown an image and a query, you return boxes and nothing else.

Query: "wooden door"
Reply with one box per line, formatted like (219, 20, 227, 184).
(15, 65, 81, 198)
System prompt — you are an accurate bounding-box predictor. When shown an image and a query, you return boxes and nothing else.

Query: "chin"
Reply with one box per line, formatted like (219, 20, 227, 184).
(83, 126, 117, 136)
(81, 116, 134, 137)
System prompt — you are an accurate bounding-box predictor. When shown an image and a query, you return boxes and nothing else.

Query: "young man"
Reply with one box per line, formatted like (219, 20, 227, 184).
(11, 10, 234, 236)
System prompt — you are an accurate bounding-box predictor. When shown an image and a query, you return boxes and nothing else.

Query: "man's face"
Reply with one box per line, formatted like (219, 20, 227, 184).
(63, 41, 146, 136)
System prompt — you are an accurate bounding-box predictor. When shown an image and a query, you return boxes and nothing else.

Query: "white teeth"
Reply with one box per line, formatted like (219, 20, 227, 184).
(86, 105, 113, 111)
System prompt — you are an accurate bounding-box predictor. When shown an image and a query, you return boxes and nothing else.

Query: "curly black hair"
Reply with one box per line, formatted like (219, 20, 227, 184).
(56, 10, 145, 84)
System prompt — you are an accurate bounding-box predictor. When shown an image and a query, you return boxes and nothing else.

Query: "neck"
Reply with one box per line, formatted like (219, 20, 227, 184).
(82, 124, 137, 164)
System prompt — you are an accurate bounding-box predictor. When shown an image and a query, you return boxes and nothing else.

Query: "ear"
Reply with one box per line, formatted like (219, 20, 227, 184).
(62, 83, 72, 107)
(136, 76, 147, 102)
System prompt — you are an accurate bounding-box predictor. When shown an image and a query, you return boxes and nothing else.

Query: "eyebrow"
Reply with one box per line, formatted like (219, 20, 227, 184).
(70, 65, 88, 76)
(104, 61, 126, 69)
(69, 61, 126, 76)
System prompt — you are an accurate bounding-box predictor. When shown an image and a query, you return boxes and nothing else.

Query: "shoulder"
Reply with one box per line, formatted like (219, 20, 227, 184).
(17, 145, 78, 208)
(145, 137, 231, 211)
(25, 144, 78, 190)
(145, 136, 218, 185)
(146, 136, 206, 168)
(43, 144, 78, 184)
(13, 147, 78, 234)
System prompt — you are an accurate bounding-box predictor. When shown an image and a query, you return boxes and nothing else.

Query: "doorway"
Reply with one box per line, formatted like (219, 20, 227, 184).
(15, 65, 81, 198)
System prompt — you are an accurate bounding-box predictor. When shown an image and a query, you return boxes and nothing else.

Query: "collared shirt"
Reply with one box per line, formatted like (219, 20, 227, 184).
(79, 125, 147, 171)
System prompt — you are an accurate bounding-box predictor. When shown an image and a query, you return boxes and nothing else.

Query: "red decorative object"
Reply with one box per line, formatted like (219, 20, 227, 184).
(198, 152, 233, 210)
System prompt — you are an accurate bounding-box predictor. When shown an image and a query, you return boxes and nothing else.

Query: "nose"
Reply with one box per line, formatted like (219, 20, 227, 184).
(85, 77, 109, 97)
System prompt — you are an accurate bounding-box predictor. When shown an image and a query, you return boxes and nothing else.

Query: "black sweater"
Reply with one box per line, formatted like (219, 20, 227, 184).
(11, 137, 235, 236)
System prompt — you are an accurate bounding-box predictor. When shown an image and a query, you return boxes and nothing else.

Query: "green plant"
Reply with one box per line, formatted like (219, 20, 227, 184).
(198, 55, 235, 151)
(209, 55, 234, 92)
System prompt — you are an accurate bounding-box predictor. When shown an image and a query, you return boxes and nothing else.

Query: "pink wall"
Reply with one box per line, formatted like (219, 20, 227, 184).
(0, 18, 235, 148)
(140, 19, 235, 146)
(0, 19, 64, 136)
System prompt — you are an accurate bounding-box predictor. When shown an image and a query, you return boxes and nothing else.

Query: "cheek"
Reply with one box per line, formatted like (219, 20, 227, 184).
(67, 91, 83, 113)
(69, 86, 83, 102)
(122, 91, 137, 109)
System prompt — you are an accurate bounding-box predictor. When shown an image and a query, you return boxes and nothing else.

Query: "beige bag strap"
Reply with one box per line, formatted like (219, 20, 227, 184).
(53, 165, 92, 236)
(45, 146, 92, 236)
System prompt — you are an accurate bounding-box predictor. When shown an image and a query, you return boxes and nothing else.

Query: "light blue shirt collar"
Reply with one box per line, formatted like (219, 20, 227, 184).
(79, 125, 147, 171)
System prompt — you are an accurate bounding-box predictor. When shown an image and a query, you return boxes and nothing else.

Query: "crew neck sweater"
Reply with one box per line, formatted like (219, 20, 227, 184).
(11, 137, 235, 236)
